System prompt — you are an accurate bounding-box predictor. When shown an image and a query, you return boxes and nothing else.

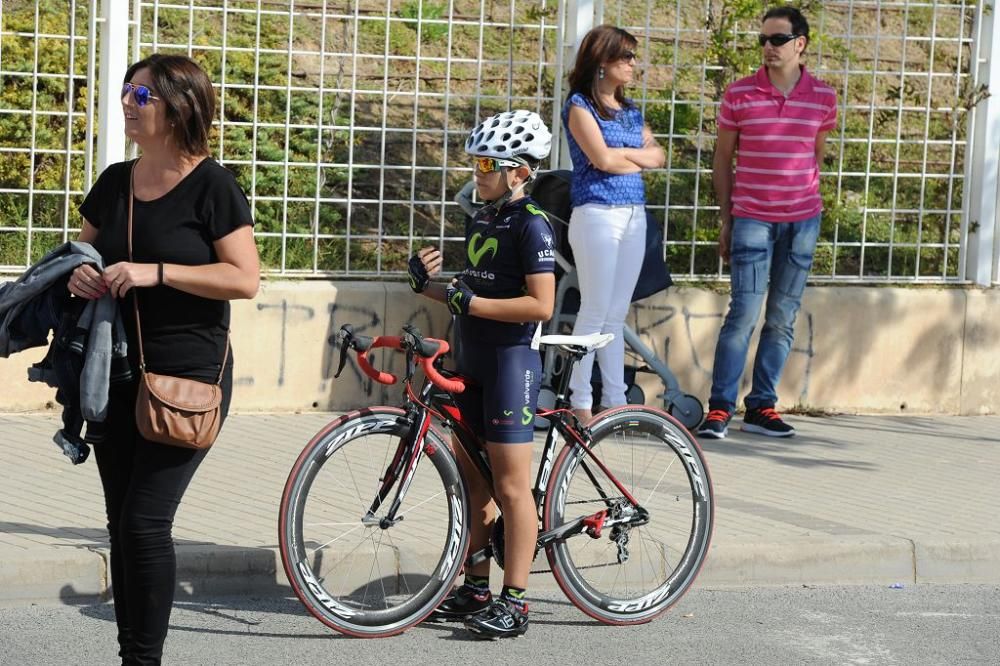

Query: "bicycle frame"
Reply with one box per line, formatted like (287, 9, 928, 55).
(370, 338, 650, 569)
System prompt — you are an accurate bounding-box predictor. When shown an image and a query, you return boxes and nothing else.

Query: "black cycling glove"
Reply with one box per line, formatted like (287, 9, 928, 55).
(445, 278, 475, 315)
(407, 254, 430, 293)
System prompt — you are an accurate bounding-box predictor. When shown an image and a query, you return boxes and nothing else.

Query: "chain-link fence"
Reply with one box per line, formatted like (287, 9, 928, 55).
(0, 0, 995, 283)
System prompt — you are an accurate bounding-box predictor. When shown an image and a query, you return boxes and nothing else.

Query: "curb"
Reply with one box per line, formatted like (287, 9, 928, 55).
(3, 537, 999, 605)
(700, 537, 915, 586)
(0, 547, 107, 604)
(913, 538, 1000, 583)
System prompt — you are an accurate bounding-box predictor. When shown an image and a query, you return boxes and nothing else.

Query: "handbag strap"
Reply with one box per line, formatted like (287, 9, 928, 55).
(127, 161, 230, 384)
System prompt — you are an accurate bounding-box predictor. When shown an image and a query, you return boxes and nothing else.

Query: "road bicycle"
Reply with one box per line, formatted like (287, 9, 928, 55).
(278, 323, 714, 638)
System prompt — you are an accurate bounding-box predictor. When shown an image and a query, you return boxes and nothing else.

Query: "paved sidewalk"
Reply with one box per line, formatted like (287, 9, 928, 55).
(2, 412, 999, 603)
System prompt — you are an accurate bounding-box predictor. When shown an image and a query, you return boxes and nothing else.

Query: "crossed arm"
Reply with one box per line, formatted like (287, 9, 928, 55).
(566, 105, 664, 174)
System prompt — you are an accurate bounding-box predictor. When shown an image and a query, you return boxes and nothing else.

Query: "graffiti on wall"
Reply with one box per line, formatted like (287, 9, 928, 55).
(239, 292, 454, 409)
(630, 300, 816, 405)
(242, 290, 815, 410)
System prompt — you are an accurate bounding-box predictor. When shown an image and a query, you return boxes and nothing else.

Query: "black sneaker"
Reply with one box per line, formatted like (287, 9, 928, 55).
(463, 598, 529, 640)
(742, 407, 795, 437)
(697, 409, 732, 439)
(428, 584, 492, 621)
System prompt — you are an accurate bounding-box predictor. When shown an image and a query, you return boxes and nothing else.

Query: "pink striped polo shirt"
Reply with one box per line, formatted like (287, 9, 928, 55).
(718, 66, 837, 222)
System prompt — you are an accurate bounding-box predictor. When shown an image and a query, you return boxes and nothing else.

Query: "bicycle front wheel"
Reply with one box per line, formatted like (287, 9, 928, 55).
(279, 407, 469, 637)
(543, 406, 714, 625)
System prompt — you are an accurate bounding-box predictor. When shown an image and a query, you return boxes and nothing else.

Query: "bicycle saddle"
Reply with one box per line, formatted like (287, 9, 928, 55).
(538, 332, 614, 353)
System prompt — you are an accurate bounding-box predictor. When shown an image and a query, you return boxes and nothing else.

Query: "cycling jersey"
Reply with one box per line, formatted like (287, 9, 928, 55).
(457, 196, 556, 346)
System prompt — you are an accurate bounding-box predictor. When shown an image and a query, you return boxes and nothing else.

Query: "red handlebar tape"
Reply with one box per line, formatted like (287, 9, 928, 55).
(354, 335, 465, 394)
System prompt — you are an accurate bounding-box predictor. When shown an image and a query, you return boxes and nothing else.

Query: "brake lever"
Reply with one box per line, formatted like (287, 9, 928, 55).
(399, 329, 415, 382)
(334, 327, 352, 378)
(405, 346, 416, 382)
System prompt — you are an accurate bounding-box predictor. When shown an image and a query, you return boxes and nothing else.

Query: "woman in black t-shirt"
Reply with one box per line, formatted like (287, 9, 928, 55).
(69, 54, 259, 664)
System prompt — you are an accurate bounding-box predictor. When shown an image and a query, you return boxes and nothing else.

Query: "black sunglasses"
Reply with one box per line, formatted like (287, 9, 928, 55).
(758, 33, 801, 47)
(121, 82, 159, 107)
(620, 50, 637, 62)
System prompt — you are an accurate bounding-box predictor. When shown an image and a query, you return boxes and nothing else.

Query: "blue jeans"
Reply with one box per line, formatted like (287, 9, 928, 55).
(709, 215, 821, 413)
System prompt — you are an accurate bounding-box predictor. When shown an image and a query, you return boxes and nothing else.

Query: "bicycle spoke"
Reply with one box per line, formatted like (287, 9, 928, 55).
(637, 527, 671, 576)
(545, 409, 713, 623)
(395, 489, 446, 520)
(361, 529, 390, 610)
(340, 444, 374, 515)
(310, 521, 367, 554)
(280, 411, 470, 635)
(643, 456, 678, 505)
(383, 529, 412, 598)
(330, 534, 368, 604)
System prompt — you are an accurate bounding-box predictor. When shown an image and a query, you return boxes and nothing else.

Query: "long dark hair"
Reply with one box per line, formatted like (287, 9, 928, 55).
(567, 25, 638, 120)
(124, 54, 216, 156)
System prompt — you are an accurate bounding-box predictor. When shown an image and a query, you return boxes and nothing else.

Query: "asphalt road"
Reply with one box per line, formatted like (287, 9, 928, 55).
(2, 585, 997, 665)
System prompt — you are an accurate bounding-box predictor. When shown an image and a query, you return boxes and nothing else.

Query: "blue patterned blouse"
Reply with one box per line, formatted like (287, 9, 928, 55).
(561, 92, 646, 207)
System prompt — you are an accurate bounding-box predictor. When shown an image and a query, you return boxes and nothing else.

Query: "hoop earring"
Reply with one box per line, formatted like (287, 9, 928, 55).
(599, 67, 605, 80)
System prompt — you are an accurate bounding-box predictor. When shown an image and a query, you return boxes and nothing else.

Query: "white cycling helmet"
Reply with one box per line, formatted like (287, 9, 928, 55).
(465, 110, 552, 164)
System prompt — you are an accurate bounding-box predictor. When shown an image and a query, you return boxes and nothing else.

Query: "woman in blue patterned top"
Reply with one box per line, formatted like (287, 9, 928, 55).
(562, 25, 665, 421)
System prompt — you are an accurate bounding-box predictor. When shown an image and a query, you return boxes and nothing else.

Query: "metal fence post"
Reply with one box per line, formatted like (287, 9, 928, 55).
(96, 0, 129, 173)
(557, 0, 596, 170)
(962, 0, 1000, 285)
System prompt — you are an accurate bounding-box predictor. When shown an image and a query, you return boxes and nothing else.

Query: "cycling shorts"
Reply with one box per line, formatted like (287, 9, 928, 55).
(453, 339, 541, 444)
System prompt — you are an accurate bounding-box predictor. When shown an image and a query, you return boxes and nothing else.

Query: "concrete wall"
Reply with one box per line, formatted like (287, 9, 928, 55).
(1, 281, 997, 415)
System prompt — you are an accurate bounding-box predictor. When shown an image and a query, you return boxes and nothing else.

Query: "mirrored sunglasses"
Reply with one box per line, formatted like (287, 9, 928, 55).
(121, 82, 159, 107)
(474, 157, 521, 174)
(758, 33, 799, 47)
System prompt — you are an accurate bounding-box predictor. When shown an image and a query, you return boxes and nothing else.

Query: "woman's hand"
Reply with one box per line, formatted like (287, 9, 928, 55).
(407, 247, 443, 294)
(417, 246, 443, 277)
(102, 262, 158, 299)
(718, 219, 733, 263)
(67, 264, 107, 300)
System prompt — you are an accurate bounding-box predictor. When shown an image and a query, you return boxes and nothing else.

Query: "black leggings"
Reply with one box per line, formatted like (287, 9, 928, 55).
(94, 368, 231, 665)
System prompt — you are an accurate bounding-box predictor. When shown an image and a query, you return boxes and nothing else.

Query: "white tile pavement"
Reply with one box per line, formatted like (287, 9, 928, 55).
(2, 412, 999, 602)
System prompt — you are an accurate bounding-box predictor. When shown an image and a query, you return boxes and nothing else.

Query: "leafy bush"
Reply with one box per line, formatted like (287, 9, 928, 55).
(0, 0, 974, 281)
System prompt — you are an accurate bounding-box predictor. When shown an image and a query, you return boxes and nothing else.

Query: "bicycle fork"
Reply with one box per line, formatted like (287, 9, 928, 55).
(363, 406, 431, 529)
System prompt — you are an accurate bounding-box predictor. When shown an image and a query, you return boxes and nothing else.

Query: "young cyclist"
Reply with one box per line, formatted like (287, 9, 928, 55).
(407, 110, 556, 639)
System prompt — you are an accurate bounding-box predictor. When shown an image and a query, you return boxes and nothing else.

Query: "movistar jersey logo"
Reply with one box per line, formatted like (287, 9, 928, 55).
(468, 232, 498, 267)
(525, 203, 549, 221)
(521, 407, 533, 425)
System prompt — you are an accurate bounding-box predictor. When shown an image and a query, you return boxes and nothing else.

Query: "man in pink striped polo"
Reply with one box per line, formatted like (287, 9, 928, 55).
(699, 6, 836, 439)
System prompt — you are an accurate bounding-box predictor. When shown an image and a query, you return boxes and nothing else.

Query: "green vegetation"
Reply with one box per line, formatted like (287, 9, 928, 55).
(0, 0, 978, 280)
(640, 0, 976, 279)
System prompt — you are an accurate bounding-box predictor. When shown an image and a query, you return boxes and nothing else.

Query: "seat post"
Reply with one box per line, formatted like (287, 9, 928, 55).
(552, 346, 586, 410)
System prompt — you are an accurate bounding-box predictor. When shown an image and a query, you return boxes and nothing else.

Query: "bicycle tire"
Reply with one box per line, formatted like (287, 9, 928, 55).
(543, 406, 714, 625)
(279, 407, 470, 637)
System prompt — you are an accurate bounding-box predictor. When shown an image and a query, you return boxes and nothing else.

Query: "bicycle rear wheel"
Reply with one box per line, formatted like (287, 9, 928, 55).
(543, 406, 713, 624)
(279, 407, 469, 637)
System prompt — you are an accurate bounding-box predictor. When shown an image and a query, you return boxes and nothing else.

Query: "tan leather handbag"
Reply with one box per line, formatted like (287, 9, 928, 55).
(127, 162, 227, 449)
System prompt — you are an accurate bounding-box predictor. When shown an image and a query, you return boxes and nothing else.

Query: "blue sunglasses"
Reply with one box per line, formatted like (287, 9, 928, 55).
(122, 82, 159, 107)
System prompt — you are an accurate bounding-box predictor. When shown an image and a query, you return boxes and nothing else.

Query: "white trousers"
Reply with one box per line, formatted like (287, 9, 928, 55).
(567, 203, 646, 410)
